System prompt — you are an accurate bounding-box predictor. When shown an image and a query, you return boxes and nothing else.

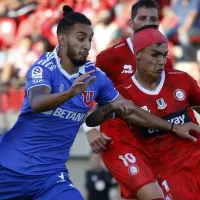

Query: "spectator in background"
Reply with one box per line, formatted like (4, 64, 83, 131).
(114, 0, 138, 39)
(85, 152, 117, 200)
(1, 36, 37, 83)
(162, 0, 200, 61)
(6, 0, 37, 21)
(0, 1, 7, 17)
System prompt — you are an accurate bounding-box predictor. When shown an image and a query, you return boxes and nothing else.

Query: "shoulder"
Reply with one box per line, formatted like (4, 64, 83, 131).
(165, 69, 193, 85)
(165, 69, 189, 78)
(28, 52, 57, 74)
(96, 39, 128, 62)
(116, 78, 133, 94)
(83, 60, 106, 75)
(84, 60, 98, 72)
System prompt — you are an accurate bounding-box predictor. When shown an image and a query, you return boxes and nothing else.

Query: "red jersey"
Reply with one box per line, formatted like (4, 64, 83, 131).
(117, 69, 200, 174)
(95, 37, 173, 87)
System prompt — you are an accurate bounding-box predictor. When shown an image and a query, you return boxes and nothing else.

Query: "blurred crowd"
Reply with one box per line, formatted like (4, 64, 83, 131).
(0, 0, 199, 131)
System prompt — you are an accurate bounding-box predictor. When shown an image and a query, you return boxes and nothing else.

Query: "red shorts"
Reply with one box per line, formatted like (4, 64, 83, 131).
(158, 148, 200, 200)
(101, 121, 156, 199)
(102, 143, 156, 199)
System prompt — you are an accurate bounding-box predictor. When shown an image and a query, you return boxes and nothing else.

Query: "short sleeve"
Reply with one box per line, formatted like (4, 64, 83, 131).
(25, 65, 52, 95)
(95, 68, 119, 105)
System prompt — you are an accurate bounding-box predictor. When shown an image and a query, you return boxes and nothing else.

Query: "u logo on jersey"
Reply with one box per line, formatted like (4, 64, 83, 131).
(82, 91, 94, 106)
(156, 98, 167, 110)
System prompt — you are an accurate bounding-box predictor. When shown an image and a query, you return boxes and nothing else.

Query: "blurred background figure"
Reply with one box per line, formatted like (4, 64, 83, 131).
(1, 36, 36, 84)
(161, 0, 200, 62)
(85, 152, 118, 200)
(160, 0, 200, 86)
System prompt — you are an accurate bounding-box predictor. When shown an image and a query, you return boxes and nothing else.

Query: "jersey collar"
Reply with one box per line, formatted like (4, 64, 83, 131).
(53, 45, 86, 79)
(126, 37, 134, 53)
(131, 71, 165, 95)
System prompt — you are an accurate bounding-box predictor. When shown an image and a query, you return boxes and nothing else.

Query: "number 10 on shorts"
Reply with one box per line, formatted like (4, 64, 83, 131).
(119, 153, 136, 167)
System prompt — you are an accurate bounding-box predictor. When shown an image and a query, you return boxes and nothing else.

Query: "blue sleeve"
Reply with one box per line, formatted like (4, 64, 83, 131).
(173, 0, 198, 13)
(95, 67, 119, 105)
(25, 64, 52, 95)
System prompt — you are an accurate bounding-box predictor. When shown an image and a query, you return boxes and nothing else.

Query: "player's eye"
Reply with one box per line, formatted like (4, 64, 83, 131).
(151, 53, 159, 57)
(151, 17, 158, 22)
(138, 16, 146, 21)
(77, 37, 85, 41)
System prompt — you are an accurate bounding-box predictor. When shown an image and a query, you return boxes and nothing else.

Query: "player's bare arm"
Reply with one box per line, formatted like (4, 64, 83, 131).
(86, 94, 200, 142)
(85, 98, 136, 127)
(86, 94, 172, 131)
(29, 70, 96, 112)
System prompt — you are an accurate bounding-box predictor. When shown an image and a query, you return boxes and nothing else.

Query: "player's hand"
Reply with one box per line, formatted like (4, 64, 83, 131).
(111, 100, 135, 117)
(70, 70, 96, 96)
(173, 122, 200, 142)
(87, 128, 112, 153)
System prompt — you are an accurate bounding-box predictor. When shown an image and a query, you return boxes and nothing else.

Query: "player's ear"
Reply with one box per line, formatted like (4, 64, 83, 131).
(128, 19, 134, 30)
(57, 33, 67, 47)
(135, 51, 142, 60)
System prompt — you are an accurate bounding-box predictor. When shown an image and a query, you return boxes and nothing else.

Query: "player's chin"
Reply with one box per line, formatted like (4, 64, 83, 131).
(72, 58, 87, 66)
(155, 69, 164, 74)
(78, 58, 87, 66)
(152, 70, 163, 77)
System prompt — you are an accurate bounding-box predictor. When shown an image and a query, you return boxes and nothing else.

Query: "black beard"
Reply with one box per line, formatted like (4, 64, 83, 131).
(67, 43, 87, 67)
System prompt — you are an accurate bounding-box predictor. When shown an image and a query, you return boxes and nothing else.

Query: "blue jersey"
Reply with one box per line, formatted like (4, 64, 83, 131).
(0, 46, 118, 175)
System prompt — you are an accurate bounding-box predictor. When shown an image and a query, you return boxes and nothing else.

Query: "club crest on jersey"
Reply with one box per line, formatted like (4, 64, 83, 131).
(174, 89, 186, 101)
(82, 91, 94, 106)
(156, 98, 167, 109)
(128, 164, 139, 175)
(32, 66, 43, 79)
(59, 84, 64, 92)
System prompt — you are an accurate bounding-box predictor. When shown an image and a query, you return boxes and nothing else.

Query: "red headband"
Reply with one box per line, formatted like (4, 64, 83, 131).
(133, 28, 168, 54)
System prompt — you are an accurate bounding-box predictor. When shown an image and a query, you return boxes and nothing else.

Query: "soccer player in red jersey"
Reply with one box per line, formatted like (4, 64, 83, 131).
(95, 0, 173, 86)
(87, 0, 174, 158)
(86, 1, 174, 199)
(86, 27, 200, 200)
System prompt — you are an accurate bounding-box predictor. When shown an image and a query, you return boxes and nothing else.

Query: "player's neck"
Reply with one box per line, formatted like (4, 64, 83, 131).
(135, 71, 161, 91)
(58, 49, 78, 75)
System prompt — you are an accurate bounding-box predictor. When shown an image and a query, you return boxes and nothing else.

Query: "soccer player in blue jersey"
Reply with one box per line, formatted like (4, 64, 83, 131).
(0, 5, 197, 200)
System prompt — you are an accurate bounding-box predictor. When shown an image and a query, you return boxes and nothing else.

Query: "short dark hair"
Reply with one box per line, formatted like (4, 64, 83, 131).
(131, 0, 159, 19)
(57, 5, 92, 35)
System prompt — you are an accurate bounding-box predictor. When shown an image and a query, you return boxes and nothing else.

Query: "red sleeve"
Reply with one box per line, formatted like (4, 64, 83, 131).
(165, 57, 173, 69)
(116, 84, 133, 100)
(188, 74, 200, 106)
(95, 48, 114, 75)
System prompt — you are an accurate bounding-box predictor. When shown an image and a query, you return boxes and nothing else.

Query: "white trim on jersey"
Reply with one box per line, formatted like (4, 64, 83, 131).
(52, 46, 88, 79)
(27, 84, 52, 96)
(107, 91, 119, 102)
(126, 37, 134, 53)
(131, 71, 165, 95)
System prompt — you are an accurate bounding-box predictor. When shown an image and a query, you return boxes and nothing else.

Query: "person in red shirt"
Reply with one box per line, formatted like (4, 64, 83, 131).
(86, 27, 200, 200)
(86, 1, 173, 199)
(94, 0, 173, 86)
(87, 0, 174, 153)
